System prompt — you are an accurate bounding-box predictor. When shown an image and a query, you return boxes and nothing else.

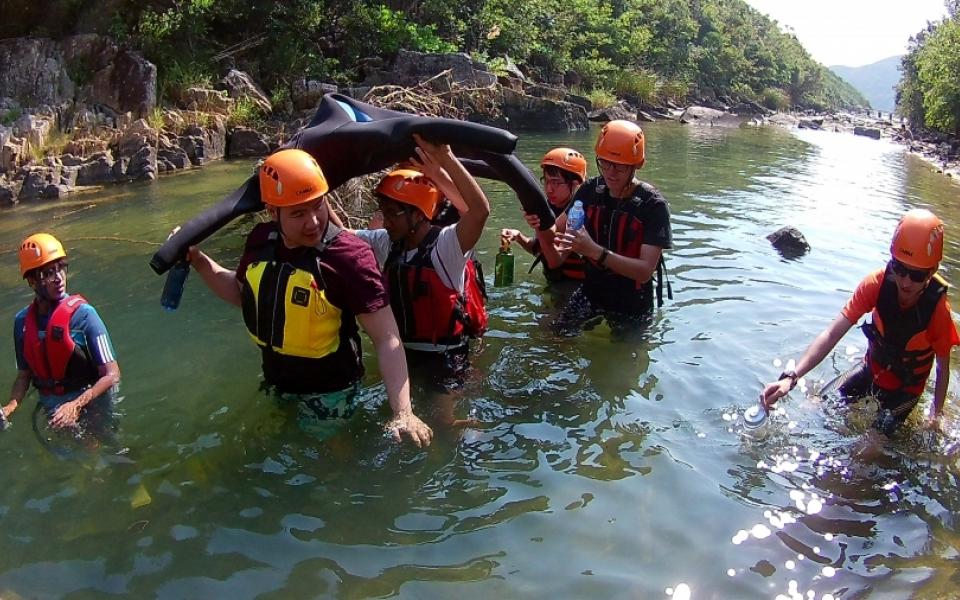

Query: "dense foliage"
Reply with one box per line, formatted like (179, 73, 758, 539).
(898, 2, 960, 134)
(2, 0, 866, 110)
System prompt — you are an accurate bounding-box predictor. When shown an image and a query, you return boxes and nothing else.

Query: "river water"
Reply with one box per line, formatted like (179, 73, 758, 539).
(1, 122, 959, 599)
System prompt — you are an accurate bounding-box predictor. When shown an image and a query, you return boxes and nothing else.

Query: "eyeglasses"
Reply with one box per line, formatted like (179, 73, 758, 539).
(889, 259, 931, 283)
(37, 261, 68, 281)
(540, 176, 570, 189)
(378, 206, 408, 219)
(597, 158, 632, 174)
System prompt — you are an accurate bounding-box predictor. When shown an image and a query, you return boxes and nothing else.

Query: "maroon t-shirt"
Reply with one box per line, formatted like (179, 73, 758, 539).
(236, 222, 389, 393)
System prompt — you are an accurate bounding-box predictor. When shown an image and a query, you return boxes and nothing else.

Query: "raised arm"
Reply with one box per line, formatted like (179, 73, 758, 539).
(412, 134, 490, 252)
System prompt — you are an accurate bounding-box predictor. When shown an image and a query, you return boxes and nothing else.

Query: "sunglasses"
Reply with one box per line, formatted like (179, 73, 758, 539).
(889, 259, 931, 283)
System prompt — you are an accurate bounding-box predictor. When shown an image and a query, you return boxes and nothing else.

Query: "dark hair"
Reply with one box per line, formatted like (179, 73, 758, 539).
(543, 165, 583, 185)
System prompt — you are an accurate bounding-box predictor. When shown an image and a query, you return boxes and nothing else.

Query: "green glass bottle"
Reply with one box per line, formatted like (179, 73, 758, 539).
(494, 239, 515, 287)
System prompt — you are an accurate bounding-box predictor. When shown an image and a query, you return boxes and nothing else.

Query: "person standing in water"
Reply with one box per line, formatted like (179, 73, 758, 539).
(761, 209, 959, 435)
(186, 149, 432, 446)
(500, 147, 588, 283)
(338, 136, 490, 389)
(553, 120, 673, 334)
(4, 234, 120, 437)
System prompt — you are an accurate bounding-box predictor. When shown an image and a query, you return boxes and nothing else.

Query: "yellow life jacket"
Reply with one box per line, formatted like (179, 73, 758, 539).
(241, 226, 342, 359)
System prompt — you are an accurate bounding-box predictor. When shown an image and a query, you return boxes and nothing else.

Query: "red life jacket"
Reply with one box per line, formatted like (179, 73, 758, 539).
(22, 295, 99, 395)
(385, 227, 488, 349)
(862, 264, 947, 395)
(580, 179, 672, 313)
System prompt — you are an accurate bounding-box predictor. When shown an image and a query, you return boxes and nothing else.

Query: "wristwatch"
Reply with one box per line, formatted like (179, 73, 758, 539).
(597, 248, 610, 267)
(778, 370, 798, 390)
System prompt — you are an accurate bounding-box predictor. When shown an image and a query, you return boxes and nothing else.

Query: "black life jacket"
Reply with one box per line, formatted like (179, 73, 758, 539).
(861, 264, 947, 391)
(384, 226, 488, 350)
(579, 179, 672, 313)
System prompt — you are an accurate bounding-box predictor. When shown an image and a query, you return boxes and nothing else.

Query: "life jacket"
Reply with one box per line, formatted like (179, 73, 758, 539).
(580, 179, 673, 313)
(242, 223, 344, 359)
(860, 264, 948, 393)
(384, 226, 488, 351)
(22, 295, 99, 395)
(533, 199, 586, 282)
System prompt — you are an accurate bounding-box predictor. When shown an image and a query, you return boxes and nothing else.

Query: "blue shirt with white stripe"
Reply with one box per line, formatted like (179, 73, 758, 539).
(13, 301, 116, 408)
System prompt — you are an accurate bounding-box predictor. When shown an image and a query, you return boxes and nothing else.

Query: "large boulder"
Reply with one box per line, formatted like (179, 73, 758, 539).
(220, 69, 272, 115)
(501, 88, 588, 131)
(588, 104, 635, 123)
(368, 50, 497, 88)
(853, 126, 881, 140)
(0, 35, 156, 117)
(679, 105, 725, 124)
(0, 174, 22, 206)
(291, 80, 338, 111)
(76, 151, 115, 185)
(767, 113, 800, 129)
(228, 127, 270, 157)
(0, 38, 74, 107)
(180, 88, 234, 114)
(19, 164, 69, 200)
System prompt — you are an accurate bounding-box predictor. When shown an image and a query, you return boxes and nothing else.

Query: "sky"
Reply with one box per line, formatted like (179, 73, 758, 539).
(743, 0, 950, 67)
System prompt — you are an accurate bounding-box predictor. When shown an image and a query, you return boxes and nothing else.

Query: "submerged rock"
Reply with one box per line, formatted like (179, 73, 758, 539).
(767, 226, 810, 259)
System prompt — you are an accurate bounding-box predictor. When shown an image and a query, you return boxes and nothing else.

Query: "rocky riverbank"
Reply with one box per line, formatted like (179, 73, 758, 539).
(1, 35, 957, 207)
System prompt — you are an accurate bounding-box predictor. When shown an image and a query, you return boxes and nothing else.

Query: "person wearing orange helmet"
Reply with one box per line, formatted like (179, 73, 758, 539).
(342, 135, 491, 392)
(554, 120, 673, 334)
(500, 147, 589, 283)
(761, 209, 959, 435)
(4, 234, 120, 435)
(185, 148, 432, 446)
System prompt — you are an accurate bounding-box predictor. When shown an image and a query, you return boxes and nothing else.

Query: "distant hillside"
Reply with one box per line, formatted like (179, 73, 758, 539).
(830, 56, 902, 113)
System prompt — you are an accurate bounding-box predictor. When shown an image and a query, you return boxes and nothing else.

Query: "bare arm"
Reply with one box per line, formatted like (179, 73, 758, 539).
(413, 135, 490, 253)
(761, 313, 855, 408)
(357, 307, 433, 447)
(3, 369, 32, 421)
(927, 352, 951, 428)
(50, 361, 120, 428)
(187, 246, 242, 307)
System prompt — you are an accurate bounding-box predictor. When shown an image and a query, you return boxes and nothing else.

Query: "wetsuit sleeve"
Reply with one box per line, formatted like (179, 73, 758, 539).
(74, 304, 117, 366)
(641, 188, 672, 249)
(840, 269, 883, 323)
(928, 296, 960, 356)
(13, 310, 27, 370)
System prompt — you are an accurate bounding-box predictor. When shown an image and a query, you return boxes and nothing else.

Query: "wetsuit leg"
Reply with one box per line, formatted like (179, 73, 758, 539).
(837, 364, 918, 435)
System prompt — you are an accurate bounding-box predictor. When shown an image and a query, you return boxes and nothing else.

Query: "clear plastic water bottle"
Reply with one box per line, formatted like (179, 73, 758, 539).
(160, 261, 190, 312)
(566, 200, 585, 231)
(742, 401, 770, 440)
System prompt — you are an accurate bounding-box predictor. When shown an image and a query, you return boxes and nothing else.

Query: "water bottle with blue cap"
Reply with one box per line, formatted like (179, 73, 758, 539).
(566, 199, 585, 231)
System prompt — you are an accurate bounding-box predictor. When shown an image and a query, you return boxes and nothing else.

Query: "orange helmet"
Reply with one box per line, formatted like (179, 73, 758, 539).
(541, 147, 587, 181)
(19, 233, 67, 277)
(890, 208, 944, 269)
(259, 149, 329, 207)
(595, 120, 645, 167)
(376, 169, 440, 219)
